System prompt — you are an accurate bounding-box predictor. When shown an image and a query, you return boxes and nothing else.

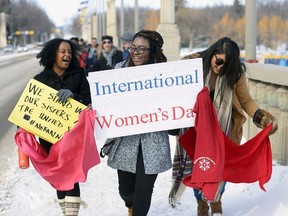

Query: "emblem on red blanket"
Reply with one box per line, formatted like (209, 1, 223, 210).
(194, 157, 215, 171)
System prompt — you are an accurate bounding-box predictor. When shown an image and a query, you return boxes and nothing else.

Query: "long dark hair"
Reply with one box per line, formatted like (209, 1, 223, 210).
(200, 37, 246, 90)
(36, 38, 81, 71)
(128, 30, 167, 66)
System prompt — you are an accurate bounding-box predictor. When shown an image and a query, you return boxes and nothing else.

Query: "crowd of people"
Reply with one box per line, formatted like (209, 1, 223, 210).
(15, 30, 278, 216)
(69, 32, 133, 75)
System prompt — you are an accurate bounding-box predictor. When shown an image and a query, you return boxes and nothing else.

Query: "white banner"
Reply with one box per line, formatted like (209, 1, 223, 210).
(88, 58, 203, 140)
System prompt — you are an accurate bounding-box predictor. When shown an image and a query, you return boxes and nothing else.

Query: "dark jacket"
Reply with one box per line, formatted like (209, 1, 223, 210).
(85, 47, 99, 73)
(34, 68, 91, 106)
(34, 68, 91, 152)
(93, 49, 123, 71)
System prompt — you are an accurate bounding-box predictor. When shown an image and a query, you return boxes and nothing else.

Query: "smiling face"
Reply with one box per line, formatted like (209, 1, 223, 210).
(211, 53, 226, 75)
(130, 37, 150, 66)
(53, 42, 71, 76)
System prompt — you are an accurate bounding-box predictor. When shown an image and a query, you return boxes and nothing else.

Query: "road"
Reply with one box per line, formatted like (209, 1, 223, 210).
(0, 51, 43, 184)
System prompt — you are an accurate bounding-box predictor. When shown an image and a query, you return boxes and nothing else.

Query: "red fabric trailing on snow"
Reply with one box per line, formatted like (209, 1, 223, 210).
(14, 109, 100, 191)
(179, 87, 272, 201)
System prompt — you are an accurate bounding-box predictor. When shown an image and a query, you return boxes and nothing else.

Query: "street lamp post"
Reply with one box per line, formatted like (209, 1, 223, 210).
(134, 0, 139, 33)
(0, 13, 7, 47)
(120, 0, 124, 37)
(245, 0, 257, 61)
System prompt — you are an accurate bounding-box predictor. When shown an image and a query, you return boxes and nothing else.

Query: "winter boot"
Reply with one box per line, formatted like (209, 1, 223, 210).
(58, 198, 65, 215)
(197, 200, 209, 216)
(65, 196, 81, 216)
(128, 207, 133, 216)
(210, 199, 223, 216)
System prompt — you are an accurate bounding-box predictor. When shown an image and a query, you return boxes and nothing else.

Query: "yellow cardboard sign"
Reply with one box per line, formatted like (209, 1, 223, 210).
(8, 79, 86, 144)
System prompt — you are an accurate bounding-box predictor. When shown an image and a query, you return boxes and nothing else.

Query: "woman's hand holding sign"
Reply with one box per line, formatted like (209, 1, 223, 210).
(57, 89, 74, 103)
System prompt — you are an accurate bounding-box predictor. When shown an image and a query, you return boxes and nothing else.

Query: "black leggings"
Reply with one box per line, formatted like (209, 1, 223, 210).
(57, 183, 80, 199)
(39, 138, 81, 199)
(117, 148, 158, 216)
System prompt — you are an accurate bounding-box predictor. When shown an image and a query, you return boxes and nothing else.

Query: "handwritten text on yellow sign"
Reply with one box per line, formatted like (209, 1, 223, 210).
(8, 79, 86, 144)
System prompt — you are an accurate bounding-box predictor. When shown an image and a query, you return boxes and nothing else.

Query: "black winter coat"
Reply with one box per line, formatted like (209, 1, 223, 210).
(34, 68, 91, 106)
(34, 68, 91, 153)
(92, 50, 123, 71)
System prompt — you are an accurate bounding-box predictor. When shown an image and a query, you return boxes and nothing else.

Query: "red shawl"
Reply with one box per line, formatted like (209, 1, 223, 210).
(15, 109, 100, 190)
(180, 87, 272, 201)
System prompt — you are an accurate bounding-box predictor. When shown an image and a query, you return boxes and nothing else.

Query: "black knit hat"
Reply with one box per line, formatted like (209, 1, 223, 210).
(102, 35, 113, 43)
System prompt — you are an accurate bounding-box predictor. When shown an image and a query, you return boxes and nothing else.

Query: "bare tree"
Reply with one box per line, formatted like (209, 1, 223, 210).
(68, 15, 82, 38)
(4, 0, 54, 44)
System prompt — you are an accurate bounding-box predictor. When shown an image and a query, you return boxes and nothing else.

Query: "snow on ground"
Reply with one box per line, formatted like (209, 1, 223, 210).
(1, 129, 288, 216)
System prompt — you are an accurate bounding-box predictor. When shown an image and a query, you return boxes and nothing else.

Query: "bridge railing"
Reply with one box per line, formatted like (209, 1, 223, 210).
(243, 63, 288, 165)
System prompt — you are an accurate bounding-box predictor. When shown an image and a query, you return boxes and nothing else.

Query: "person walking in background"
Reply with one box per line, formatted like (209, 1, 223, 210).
(85, 37, 99, 74)
(79, 38, 86, 47)
(34, 38, 91, 216)
(70, 37, 79, 45)
(70, 37, 87, 71)
(120, 31, 134, 60)
(168, 37, 278, 216)
(102, 30, 171, 216)
(92, 35, 123, 71)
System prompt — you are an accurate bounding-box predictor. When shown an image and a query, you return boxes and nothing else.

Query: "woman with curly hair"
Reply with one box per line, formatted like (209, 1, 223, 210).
(34, 38, 91, 215)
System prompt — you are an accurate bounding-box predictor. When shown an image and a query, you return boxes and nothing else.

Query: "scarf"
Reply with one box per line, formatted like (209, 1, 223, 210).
(168, 70, 233, 206)
(205, 70, 233, 135)
(168, 130, 193, 208)
(102, 48, 115, 67)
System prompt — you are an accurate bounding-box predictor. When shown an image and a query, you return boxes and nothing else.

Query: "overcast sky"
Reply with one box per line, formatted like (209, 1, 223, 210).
(35, 0, 243, 27)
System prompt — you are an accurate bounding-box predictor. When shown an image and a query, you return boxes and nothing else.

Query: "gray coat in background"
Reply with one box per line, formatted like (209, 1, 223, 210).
(105, 131, 172, 174)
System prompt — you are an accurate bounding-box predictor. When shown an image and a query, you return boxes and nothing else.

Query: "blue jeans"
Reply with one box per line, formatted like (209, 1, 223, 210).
(193, 182, 226, 200)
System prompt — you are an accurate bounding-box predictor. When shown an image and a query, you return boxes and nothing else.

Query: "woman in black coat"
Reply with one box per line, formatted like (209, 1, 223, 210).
(34, 38, 91, 216)
(92, 35, 123, 71)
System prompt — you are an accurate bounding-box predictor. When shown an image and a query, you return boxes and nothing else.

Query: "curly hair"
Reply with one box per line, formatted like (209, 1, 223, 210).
(128, 30, 167, 66)
(36, 38, 81, 70)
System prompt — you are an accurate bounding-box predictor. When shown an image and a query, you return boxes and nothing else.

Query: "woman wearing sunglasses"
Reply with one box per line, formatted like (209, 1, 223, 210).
(92, 35, 123, 71)
(169, 37, 278, 216)
(102, 30, 171, 216)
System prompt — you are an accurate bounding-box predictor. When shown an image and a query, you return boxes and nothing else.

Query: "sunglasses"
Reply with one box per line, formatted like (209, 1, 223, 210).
(215, 54, 225, 66)
(103, 40, 111, 44)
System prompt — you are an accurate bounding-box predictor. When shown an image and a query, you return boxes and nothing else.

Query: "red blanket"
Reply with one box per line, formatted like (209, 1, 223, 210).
(180, 87, 272, 201)
(15, 109, 100, 190)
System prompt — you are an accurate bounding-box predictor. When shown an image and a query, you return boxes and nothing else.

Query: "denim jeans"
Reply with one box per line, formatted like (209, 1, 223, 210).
(193, 181, 227, 200)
